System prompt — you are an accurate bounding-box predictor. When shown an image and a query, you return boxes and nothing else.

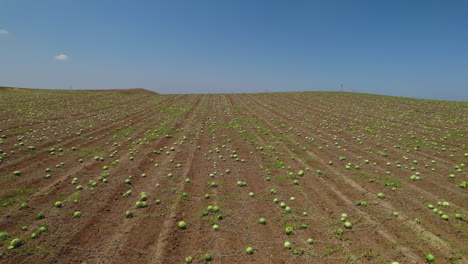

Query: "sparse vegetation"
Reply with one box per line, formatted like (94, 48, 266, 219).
(0, 89, 465, 263)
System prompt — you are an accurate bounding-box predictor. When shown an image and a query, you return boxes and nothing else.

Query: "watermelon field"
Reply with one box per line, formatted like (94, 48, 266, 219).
(0, 88, 466, 263)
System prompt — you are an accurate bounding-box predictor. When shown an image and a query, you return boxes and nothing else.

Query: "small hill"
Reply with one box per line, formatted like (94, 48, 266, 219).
(0, 86, 24, 91)
(0, 86, 158, 95)
(84, 88, 159, 95)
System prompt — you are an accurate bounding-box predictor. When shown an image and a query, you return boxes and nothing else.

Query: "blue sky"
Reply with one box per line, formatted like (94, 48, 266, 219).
(1, 0, 467, 99)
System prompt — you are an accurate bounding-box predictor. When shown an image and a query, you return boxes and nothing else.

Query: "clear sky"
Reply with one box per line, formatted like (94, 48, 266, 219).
(1, 0, 467, 100)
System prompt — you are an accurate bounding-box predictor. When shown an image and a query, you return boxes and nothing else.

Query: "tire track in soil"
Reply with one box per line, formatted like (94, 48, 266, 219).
(283, 93, 464, 150)
(227, 96, 363, 263)
(234, 94, 428, 263)
(134, 96, 207, 263)
(0, 94, 177, 179)
(193, 95, 344, 263)
(0, 92, 465, 264)
(147, 96, 228, 262)
(151, 94, 289, 263)
(232, 112, 385, 262)
(104, 96, 205, 262)
(0, 93, 155, 136)
(243, 93, 462, 197)
(225, 95, 326, 262)
(51, 95, 204, 264)
(207, 95, 252, 262)
(241, 94, 467, 263)
(242, 94, 468, 246)
(0, 95, 197, 263)
(0, 102, 162, 227)
(218, 96, 314, 263)
(0, 95, 183, 212)
(243, 93, 467, 218)
(249, 93, 461, 163)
